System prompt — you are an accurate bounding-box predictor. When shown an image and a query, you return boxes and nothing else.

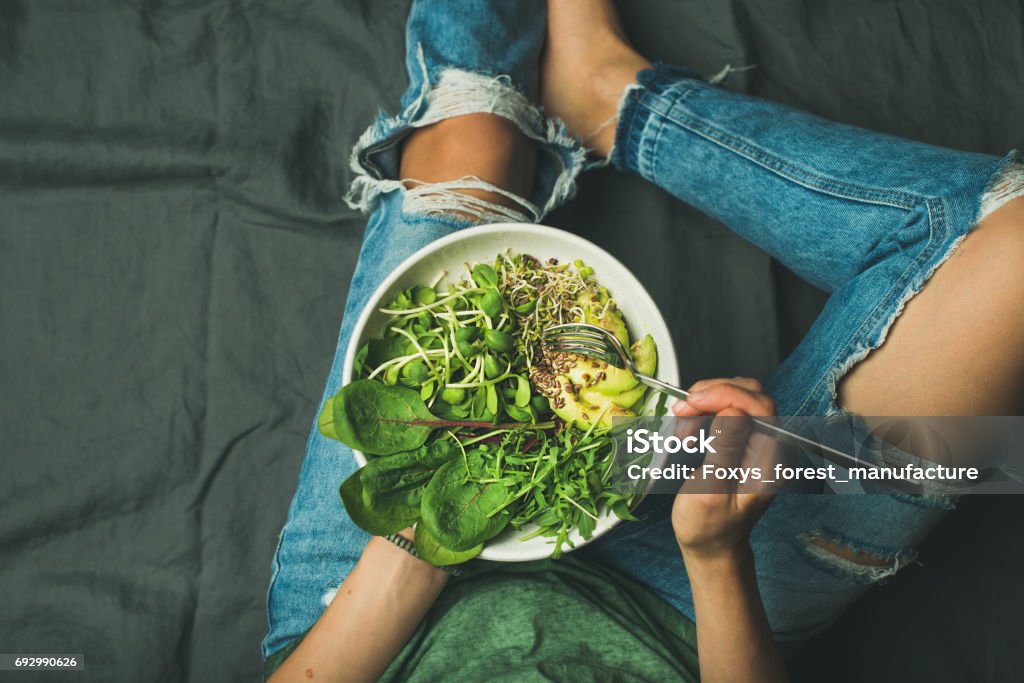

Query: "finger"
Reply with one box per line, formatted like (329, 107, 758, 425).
(737, 431, 787, 496)
(704, 406, 755, 466)
(688, 377, 765, 395)
(671, 397, 703, 417)
(674, 379, 765, 417)
(672, 412, 708, 442)
(680, 407, 751, 496)
(685, 383, 776, 418)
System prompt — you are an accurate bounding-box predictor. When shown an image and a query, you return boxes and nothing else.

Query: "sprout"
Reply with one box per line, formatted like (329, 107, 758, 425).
(494, 252, 603, 369)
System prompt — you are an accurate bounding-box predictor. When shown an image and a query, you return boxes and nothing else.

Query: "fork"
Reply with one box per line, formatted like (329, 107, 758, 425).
(542, 322, 864, 469)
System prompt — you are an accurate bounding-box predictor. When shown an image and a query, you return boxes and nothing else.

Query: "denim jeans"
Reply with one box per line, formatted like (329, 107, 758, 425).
(262, 0, 1023, 658)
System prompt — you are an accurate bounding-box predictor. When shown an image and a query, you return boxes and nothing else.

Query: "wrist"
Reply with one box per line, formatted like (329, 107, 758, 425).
(680, 543, 755, 582)
(365, 536, 450, 587)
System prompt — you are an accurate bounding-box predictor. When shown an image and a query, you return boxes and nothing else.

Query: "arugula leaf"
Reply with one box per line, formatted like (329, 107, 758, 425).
(339, 469, 417, 535)
(577, 510, 597, 539)
(421, 459, 511, 552)
(611, 498, 639, 522)
(414, 523, 482, 566)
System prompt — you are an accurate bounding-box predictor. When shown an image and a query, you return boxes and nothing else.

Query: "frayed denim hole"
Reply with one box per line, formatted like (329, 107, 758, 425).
(609, 82, 648, 172)
(398, 177, 535, 226)
(885, 487, 958, 510)
(393, 202, 483, 234)
(978, 150, 1024, 221)
(798, 531, 915, 585)
(357, 128, 411, 182)
(818, 411, 963, 504)
(321, 585, 339, 607)
(814, 198, 954, 418)
(600, 82, 643, 168)
(408, 67, 582, 219)
(821, 151, 1022, 422)
(346, 65, 586, 220)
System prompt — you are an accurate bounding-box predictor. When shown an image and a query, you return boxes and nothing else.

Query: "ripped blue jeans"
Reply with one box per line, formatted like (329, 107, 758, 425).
(262, 0, 1024, 658)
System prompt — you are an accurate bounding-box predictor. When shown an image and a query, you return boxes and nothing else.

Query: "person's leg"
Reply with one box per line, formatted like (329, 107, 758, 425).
(549, 0, 1024, 638)
(261, 0, 587, 659)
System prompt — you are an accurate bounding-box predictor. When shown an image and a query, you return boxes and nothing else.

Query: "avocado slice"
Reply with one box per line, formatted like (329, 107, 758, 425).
(631, 335, 657, 376)
(531, 367, 635, 430)
(579, 337, 656, 411)
(577, 290, 630, 348)
(554, 389, 635, 430)
(580, 382, 646, 410)
(565, 356, 638, 395)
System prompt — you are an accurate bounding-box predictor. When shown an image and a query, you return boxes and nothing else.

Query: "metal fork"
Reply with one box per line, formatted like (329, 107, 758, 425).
(542, 322, 865, 470)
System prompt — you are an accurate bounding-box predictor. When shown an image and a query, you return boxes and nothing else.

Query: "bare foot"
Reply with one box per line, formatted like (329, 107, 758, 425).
(542, 0, 651, 158)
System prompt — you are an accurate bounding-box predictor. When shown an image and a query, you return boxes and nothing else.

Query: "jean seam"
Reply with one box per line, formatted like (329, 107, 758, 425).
(262, 523, 288, 658)
(645, 110, 669, 186)
(794, 196, 948, 414)
(637, 91, 923, 211)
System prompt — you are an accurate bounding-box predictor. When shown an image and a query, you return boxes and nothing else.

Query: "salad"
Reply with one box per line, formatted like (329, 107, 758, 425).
(318, 253, 660, 566)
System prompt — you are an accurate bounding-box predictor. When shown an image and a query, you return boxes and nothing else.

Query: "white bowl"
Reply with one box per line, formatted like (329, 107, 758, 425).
(342, 223, 679, 561)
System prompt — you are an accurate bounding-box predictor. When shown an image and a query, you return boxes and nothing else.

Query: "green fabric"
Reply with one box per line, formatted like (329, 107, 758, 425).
(263, 557, 699, 682)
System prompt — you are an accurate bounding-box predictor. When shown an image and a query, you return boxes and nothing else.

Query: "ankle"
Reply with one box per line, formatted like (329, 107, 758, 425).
(541, 0, 651, 159)
(586, 57, 650, 156)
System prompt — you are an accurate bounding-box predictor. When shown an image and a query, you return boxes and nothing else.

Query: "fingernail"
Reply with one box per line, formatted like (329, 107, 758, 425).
(670, 398, 693, 415)
(687, 390, 707, 403)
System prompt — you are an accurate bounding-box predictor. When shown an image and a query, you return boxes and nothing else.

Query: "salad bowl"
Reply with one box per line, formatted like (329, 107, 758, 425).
(341, 223, 679, 561)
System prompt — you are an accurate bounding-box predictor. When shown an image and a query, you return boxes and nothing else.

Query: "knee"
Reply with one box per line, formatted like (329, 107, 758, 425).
(398, 113, 539, 222)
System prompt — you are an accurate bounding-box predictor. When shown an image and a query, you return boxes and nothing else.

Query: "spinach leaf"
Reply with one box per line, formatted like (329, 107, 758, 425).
(339, 469, 418, 535)
(420, 458, 510, 552)
(360, 442, 452, 521)
(317, 397, 338, 441)
(414, 523, 482, 567)
(365, 338, 407, 368)
(329, 380, 436, 455)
